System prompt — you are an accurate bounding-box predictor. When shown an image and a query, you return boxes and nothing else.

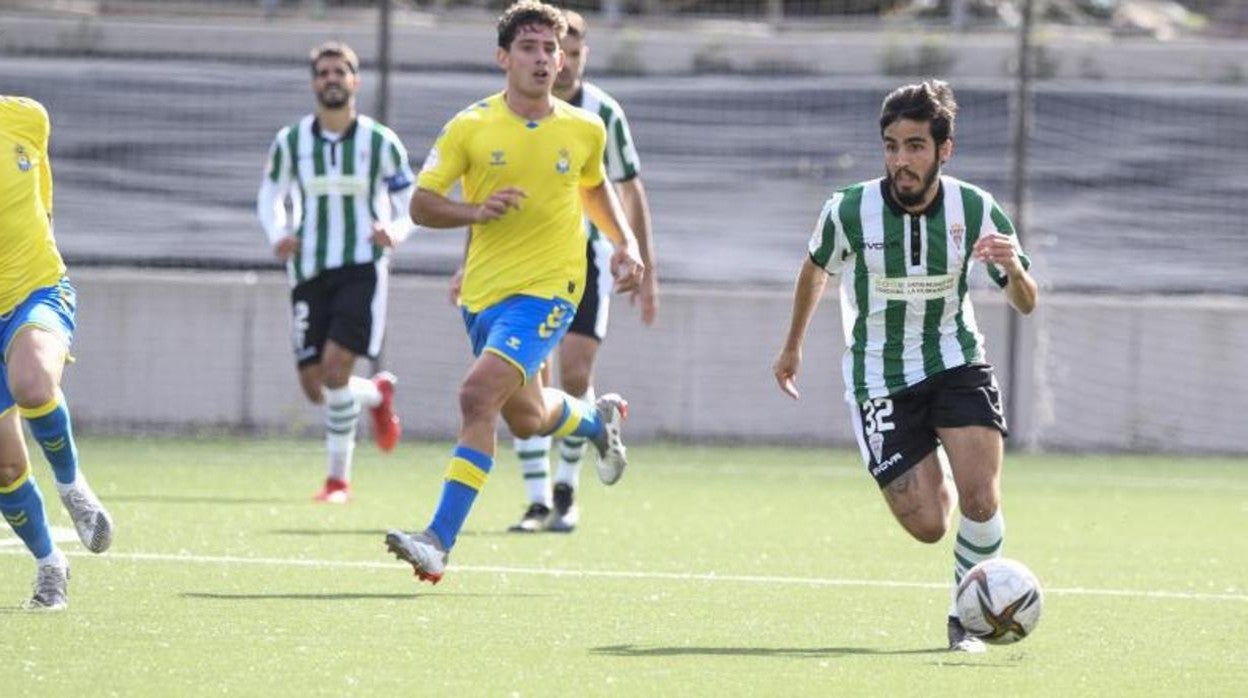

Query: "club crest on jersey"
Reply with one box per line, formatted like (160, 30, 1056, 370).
(555, 148, 570, 174)
(950, 224, 965, 254)
(490, 150, 507, 166)
(15, 145, 31, 172)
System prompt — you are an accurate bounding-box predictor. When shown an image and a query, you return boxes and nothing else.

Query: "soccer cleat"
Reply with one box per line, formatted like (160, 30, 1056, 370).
(947, 615, 987, 653)
(370, 371, 402, 452)
(547, 483, 579, 533)
(313, 477, 351, 504)
(507, 502, 551, 533)
(59, 477, 114, 554)
(589, 393, 629, 486)
(25, 560, 69, 611)
(385, 529, 448, 585)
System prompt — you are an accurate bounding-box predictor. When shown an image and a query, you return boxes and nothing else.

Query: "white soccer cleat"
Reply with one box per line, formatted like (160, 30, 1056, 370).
(947, 615, 988, 653)
(26, 559, 69, 611)
(385, 529, 448, 585)
(590, 393, 629, 486)
(59, 477, 114, 554)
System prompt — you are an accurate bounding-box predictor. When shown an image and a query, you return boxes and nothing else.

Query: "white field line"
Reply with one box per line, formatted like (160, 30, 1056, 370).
(0, 546, 1244, 603)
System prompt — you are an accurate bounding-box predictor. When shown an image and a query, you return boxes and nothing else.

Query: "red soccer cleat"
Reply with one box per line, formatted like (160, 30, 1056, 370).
(313, 477, 351, 504)
(370, 371, 402, 452)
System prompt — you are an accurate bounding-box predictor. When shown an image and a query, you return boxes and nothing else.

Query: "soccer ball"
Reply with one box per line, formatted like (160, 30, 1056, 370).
(954, 557, 1044, 644)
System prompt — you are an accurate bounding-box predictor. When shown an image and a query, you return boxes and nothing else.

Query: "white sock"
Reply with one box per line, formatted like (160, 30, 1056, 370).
(37, 548, 67, 568)
(515, 435, 552, 506)
(323, 385, 359, 482)
(54, 473, 83, 497)
(554, 387, 594, 489)
(348, 375, 381, 409)
(949, 509, 1005, 617)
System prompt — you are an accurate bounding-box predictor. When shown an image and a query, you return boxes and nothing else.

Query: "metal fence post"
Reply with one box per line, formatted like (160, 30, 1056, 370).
(1006, 0, 1035, 449)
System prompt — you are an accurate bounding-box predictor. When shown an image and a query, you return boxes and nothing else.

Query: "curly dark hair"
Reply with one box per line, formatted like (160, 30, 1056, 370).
(497, 1, 568, 50)
(879, 80, 958, 145)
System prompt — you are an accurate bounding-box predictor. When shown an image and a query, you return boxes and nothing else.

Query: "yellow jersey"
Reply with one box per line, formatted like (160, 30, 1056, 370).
(0, 96, 65, 315)
(417, 92, 607, 313)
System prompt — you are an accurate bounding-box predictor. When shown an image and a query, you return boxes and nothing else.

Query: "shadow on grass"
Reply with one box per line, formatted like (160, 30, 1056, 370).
(181, 591, 549, 601)
(591, 644, 952, 659)
(269, 528, 387, 537)
(107, 494, 287, 505)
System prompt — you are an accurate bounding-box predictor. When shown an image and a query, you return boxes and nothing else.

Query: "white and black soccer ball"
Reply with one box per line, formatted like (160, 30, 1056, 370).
(954, 557, 1044, 645)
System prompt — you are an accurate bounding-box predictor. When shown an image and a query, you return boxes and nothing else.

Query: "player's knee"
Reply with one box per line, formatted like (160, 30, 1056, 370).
(959, 493, 999, 523)
(0, 458, 26, 488)
(8, 373, 55, 409)
(908, 519, 949, 544)
(506, 413, 543, 439)
(458, 382, 500, 425)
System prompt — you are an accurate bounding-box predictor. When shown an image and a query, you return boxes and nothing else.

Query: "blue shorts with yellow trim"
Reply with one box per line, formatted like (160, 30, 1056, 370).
(0, 278, 77, 412)
(461, 295, 575, 383)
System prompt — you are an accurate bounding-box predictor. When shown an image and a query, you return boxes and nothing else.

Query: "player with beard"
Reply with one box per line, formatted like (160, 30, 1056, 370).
(771, 80, 1037, 653)
(257, 41, 415, 503)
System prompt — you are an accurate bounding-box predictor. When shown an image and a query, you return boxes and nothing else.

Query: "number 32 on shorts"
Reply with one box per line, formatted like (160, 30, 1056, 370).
(861, 398, 895, 435)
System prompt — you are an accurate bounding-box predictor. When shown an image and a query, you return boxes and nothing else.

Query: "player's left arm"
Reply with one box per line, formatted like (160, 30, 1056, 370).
(606, 106, 659, 323)
(372, 131, 418, 248)
(616, 176, 657, 324)
(973, 200, 1038, 315)
(582, 181, 643, 294)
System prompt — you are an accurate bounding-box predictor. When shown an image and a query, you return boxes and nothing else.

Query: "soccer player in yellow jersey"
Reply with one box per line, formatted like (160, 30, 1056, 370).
(0, 96, 114, 610)
(385, 0, 644, 584)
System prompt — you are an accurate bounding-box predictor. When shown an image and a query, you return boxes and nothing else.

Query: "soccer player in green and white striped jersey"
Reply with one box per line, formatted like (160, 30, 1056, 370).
(501, 10, 659, 533)
(257, 42, 415, 503)
(773, 81, 1038, 653)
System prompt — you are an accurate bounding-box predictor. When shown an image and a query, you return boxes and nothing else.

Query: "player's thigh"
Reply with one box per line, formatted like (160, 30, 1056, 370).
(0, 407, 30, 486)
(326, 263, 384, 360)
(566, 237, 611, 346)
(460, 350, 526, 422)
(465, 295, 576, 387)
(1, 281, 76, 405)
(880, 450, 952, 543)
(937, 425, 1003, 520)
(930, 364, 1007, 518)
(291, 275, 330, 367)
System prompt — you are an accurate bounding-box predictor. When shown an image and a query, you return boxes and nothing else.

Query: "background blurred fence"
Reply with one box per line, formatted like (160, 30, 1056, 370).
(2, 0, 1246, 452)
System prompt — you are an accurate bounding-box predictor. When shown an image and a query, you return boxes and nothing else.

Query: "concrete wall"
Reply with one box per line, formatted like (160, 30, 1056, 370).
(58, 269, 1248, 454)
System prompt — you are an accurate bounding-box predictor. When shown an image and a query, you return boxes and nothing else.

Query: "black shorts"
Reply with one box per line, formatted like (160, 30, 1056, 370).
(289, 261, 387, 367)
(850, 364, 1008, 488)
(567, 236, 614, 341)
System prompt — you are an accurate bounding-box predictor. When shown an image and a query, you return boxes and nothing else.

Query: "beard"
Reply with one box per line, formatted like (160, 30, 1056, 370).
(317, 86, 350, 109)
(886, 160, 941, 208)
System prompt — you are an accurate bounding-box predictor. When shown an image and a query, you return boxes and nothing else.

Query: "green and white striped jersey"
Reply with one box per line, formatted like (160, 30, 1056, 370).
(258, 114, 415, 286)
(808, 176, 1031, 403)
(568, 82, 640, 241)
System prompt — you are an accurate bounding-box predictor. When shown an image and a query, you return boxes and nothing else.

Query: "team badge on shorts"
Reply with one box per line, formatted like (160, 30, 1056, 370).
(868, 431, 885, 464)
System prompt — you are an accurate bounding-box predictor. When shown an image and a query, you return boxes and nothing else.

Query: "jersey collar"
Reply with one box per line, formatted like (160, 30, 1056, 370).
(312, 115, 359, 142)
(880, 177, 945, 218)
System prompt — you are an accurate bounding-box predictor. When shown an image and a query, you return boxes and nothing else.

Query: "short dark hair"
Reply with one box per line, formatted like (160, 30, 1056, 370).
(496, 0, 567, 50)
(879, 80, 958, 145)
(564, 9, 587, 39)
(309, 41, 359, 75)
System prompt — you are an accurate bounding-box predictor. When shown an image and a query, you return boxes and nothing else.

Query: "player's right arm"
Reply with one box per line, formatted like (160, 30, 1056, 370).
(410, 112, 525, 229)
(773, 196, 845, 399)
(410, 187, 527, 229)
(257, 127, 299, 260)
(773, 258, 828, 400)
